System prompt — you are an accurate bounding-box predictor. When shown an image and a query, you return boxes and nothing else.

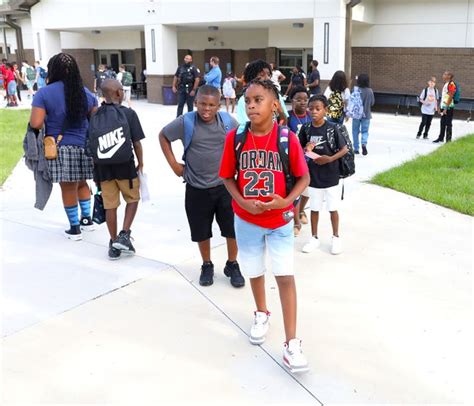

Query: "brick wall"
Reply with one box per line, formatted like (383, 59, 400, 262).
(352, 47, 474, 98)
(63, 49, 95, 92)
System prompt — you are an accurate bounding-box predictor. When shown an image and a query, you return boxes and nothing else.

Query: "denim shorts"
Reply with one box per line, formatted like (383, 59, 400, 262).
(234, 215, 294, 278)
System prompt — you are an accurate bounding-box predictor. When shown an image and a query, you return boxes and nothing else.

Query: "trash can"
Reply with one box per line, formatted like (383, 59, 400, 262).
(162, 85, 177, 105)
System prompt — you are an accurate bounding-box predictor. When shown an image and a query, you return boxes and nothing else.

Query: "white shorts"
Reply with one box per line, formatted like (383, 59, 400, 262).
(301, 187, 310, 198)
(308, 184, 341, 212)
(123, 86, 131, 101)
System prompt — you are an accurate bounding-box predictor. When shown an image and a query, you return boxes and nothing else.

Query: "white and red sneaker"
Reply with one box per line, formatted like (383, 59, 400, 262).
(249, 311, 270, 345)
(283, 338, 309, 373)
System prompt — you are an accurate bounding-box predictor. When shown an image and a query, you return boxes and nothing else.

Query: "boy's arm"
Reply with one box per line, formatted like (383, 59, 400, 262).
(315, 145, 348, 165)
(159, 130, 184, 177)
(222, 178, 265, 215)
(133, 140, 144, 172)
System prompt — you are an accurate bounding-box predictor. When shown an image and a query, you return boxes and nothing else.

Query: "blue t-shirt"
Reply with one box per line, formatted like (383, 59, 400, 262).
(288, 110, 312, 136)
(32, 81, 97, 147)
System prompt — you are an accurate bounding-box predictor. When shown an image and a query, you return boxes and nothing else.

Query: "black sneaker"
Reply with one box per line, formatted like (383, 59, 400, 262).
(423, 135, 429, 140)
(199, 262, 214, 286)
(224, 261, 245, 288)
(108, 240, 121, 260)
(354, 150, 360, 154)
(432, 138, 442, 143)
(112, 230, 135, 254)
(416, 134, 421, 139)
(80, 216, 95, 232)
(362, 145, 368, 155)
(65, 225, 82, 241)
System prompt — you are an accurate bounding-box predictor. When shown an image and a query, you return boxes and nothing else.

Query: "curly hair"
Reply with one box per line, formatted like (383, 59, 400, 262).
(243, 59, 272, 84)
(289, 85, 308, 100)
(308, 94, 328, 107)
(328, 70, 348, 93)
(245, 79, 279, 100)
(47, 53, 88, 125)
(356, 73, 370, 88)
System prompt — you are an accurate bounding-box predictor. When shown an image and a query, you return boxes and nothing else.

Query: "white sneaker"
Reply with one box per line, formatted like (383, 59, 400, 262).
(331, 236, 342, 255)
(249, 311, 270, 345)
(302, 236, 320, 253)
(283, 338, 309, 373)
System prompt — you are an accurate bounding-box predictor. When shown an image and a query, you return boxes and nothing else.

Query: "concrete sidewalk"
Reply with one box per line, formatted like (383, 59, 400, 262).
(1, 103, 472, 405)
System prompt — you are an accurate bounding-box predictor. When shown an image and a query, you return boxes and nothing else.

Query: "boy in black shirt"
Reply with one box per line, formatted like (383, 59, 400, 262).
(298, 95, 348, 255)
(93, 79, 145, 260)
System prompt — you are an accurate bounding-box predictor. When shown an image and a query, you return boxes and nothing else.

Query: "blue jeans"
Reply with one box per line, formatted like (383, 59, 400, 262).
(352, 118, 371, 152)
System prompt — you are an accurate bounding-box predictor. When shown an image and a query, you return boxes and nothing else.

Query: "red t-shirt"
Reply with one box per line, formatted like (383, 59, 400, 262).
(219, 122, 308, 229)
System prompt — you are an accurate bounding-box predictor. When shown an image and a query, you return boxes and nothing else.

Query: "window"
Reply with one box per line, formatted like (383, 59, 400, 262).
(151, 28, 156, 62)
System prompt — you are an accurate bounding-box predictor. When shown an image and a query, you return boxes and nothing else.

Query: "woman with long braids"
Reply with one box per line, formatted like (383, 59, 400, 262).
(30, 53, 98, 240)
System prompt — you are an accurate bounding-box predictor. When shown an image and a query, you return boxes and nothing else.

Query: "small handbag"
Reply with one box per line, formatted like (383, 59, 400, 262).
(92, 191, 106, 225)
(43, 134, 63, 160)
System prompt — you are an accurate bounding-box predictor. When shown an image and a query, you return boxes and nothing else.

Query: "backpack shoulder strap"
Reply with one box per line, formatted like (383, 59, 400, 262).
(423, 87, 428, 100)
(277, 125, 291, 176)
(218, 111, 233, 133)
(234, 122, 250, 170)
(182, 111, 197, 159)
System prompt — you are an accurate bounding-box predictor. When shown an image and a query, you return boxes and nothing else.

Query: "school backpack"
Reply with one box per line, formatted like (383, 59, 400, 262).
(327, 90, 344, 120)
(234, 123, 295, 196)
(299, 121, 355, 179)
(39, 67, 47, 79)
(121, 71, 133, 87)
(26, 66, 36, 80)
(418, 87, 439, 107)
(452, 81, 461, 104)
(182, 110, 234, 161)
(86, 104, 134, 165)
(347, 87, 365, 120)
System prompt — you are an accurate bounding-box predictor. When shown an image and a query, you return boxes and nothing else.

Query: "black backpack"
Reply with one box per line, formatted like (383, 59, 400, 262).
(234, 123, 295, 196)
(86, 104, 134, 165)
(299, 121, 355, 179)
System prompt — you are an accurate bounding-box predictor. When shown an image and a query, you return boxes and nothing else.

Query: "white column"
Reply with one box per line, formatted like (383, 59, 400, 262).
(33, 28, 61, 65)
(144, 23, 178, 76)
(313, 0, 347, 80)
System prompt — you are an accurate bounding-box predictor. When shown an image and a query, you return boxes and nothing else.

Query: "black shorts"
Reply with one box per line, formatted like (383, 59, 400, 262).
(185, 184, 235, 242)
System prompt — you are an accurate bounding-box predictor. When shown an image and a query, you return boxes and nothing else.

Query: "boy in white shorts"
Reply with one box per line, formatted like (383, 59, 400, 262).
(298, 94, 349, 255)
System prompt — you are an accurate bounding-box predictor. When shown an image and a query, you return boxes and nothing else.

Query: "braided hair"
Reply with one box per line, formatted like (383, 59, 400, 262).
(47, 53, 88, 125)
(243, 59, 272, 84)
(246, 79, 279, 100)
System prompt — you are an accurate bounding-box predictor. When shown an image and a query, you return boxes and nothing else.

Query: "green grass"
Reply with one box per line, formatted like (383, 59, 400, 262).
(371, 134, 474, 216)
(0, 109, 31, 185)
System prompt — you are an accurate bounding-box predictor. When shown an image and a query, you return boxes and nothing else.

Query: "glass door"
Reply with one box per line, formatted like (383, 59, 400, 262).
(278, 49, 303, 94)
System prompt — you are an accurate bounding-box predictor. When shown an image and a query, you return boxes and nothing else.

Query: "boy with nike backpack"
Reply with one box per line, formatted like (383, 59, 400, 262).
(87, 79, 145, 260)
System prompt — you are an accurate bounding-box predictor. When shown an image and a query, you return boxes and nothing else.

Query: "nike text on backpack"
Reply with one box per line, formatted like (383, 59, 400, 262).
(121, 71, 133, 87)
(347, 87, 365, 120)
(182, 111, 234, 161)
(327, 90, 344, 120)
(86, 104, 134, 165)
(26, 66, 36, 81)
(234, 123, 296, 197)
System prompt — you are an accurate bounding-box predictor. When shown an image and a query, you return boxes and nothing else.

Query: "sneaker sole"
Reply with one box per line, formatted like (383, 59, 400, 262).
(112, 242, 134, 251)
(65, 233, 82, 241)
(283, 359, 310, 374)
(108, 255, 121, 261)
(199, 280, 214, 287)
(249, 335, 265, 345)
(223, 267, 245, 288)
(80, 225, 96, 232)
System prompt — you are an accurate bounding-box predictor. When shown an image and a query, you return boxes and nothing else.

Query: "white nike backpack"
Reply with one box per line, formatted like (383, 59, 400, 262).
(86, 104, 134, 165)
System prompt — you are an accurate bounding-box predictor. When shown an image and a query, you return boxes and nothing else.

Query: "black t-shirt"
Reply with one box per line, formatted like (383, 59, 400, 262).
(93, 105, 146, 183)
(175, 64, 199, 90)
(299, 122, 347, 189)
(290, 72, 305, 86)
(95, 71, 108, 88)
(308, 69, 321, 95)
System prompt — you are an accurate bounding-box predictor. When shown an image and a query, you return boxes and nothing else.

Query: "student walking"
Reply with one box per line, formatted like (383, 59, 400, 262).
(433, 71, 457, 143)
(350, 74, 375, 155)
(160, 85, 244, 288)
(299, 95, 349, 255)
(12, 62, 23, 103)
(29, 53, 98, 240)
(116, 65, 134, 108)
(324, 70, 350, 125)
(22, 60, 36, 98)
(417, 77, 439, 139)
(87, 79, 144, 259)
(4, 63, 18, 107)
(222, 72, 237, 113)
(34, 61, 47, 90)
(307, 60, 321, 96)
(219, 79, 310, 373)
(287, 85, 311, 236)
(94, 64, 108, 104)
(284, 66, 307, 100)
(270, 63, 286, 93)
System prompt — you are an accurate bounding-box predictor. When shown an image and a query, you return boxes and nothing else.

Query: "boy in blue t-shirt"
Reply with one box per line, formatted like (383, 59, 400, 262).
(287, 86, 311, 236)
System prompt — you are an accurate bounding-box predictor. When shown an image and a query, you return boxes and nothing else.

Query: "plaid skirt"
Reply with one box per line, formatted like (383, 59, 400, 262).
(48, 145, 94, 183)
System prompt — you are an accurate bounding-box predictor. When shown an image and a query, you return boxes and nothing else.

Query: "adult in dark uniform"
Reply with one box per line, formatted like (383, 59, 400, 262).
(172, 54, 200, 117)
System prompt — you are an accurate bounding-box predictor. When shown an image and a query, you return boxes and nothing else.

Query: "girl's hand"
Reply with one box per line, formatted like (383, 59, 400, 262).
(240, 199, 266, 215)
(259, 193, 288, 210)
(314, 155, 333, 165)
(305, 142, 315, 152)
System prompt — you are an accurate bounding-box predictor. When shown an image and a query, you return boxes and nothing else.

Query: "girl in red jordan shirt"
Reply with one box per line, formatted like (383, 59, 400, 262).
(219, 79, 310, 373)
